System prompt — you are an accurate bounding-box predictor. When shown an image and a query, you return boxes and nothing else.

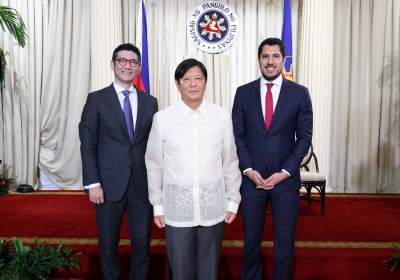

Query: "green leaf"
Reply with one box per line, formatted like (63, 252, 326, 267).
(383, 257, 395, 263)
(0, 6, 28, 88)
(393, 243, 400, 253)
(392, 259, 399, 272)
(23, 246, 31, 253)
(72, 252, 82, 257)
(70, 262, 81, 270)
(13, 237, 23, 254)
(35, 237, 39, 248)
(56, 239, 64, 251)
(0, 6, 28, 47)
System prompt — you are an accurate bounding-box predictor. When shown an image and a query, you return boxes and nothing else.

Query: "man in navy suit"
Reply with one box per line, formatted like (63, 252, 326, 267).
(79, 43, 158, 280)
(232, 38, 313, 280)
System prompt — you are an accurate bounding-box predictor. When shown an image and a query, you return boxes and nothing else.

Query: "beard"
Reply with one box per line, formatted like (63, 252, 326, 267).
(262, 71, 281, 82)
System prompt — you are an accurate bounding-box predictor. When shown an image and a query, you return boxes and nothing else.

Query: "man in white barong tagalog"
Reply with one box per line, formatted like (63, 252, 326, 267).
(145, 58, 242, 280)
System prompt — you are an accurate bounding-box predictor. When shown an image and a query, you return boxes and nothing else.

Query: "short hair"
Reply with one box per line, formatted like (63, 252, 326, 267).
(112, 43, 141, 63)
(258, 38, 286, 59)
(174, 59, 207, 85)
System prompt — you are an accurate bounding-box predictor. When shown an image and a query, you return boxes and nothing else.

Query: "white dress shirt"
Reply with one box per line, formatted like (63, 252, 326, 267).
(145, 99, 242, 227)
(260, 74, 282, 118)
(85, 82, 138, 189)
(243, 74, 290, 177)
(113, 82, 138, 128)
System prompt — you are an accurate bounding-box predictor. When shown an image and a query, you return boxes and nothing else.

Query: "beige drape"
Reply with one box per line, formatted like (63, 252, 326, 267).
(91, 0, 122, 92)
(141, 0, 300, 110)
(297, 0, 334, 190)
(1, 0, 399, 193)
(0, 0, 42, 188)
(330, 0, 400, 193)
(0, 0, 90, 190)
(39, 0, 91, 190)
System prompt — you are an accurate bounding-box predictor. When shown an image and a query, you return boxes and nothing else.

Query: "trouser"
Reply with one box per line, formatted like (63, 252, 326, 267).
(165, 221, 225, 280)
(94, 172, 152, 280)
(241, 186, 300, 280)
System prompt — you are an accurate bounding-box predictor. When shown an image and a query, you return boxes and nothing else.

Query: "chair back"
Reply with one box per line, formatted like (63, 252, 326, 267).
(300, 144, 319, 172)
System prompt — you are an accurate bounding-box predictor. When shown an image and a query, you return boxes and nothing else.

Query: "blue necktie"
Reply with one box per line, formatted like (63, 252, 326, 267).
(122, 90, 134, 141)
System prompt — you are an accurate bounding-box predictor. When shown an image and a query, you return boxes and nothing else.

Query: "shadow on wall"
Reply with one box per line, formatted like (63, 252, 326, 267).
(378, 47, 400, 144)
(377, 47, 400, 193)
(340, 48, 400, 193)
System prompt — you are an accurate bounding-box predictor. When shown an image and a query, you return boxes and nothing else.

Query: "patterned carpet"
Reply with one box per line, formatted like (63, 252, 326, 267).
(1, 191, 399, 279)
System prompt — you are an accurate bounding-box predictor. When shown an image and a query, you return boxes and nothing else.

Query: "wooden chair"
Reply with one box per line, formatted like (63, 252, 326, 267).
(300, 144, 326, 215)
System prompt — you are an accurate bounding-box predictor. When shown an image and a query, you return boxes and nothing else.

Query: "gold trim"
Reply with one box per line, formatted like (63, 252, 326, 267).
(9, 191, 86, 195)
(0, 237, 397, 249)
(300, 194, 400, 198)
(8, 192, 399, 198)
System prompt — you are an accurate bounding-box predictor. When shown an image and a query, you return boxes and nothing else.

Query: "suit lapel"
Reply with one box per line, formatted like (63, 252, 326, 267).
(104, 84, 130, 140)
(132, 88, 147, 145)
(250, 79, 267, 133)
(269, 77, 291, 129)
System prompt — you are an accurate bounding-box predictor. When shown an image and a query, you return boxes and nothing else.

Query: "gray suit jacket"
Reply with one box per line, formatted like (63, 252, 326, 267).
(79, 83, 158, 202)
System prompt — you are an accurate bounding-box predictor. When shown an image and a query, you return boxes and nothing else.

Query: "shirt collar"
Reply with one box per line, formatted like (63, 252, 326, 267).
(113, 81, 136, 95)
(178, 98, 208, 119)
(260, 74, 283, 88)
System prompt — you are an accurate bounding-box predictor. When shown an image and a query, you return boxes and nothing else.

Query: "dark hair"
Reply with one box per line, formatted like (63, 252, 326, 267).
(174, 59, 207, 85)
(112, 43, 141, 63)
(258, 38, 286, 59)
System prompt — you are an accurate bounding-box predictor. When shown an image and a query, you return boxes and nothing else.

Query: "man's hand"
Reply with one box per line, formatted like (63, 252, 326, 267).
(225, 211, 236, 224)
(154, 215, 165, 228)
(245, 169, 267, 188)
(257, 172, 289, 190)
(89, 186, 104, 204)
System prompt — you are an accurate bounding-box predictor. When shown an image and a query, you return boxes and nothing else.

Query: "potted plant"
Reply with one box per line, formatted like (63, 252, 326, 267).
(0, 237, 81, 279)
(0, 5, 28, 87)
(0, 160, 14, 196)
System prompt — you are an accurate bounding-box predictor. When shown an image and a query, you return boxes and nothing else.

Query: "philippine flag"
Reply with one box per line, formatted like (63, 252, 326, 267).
(133, 0, 150, 93)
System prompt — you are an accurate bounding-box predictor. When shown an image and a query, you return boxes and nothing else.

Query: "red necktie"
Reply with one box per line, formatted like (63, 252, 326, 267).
(265, 83, 274, 131)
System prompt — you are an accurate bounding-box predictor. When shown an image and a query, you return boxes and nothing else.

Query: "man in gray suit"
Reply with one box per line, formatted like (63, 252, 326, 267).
(79, 43, 158, 280)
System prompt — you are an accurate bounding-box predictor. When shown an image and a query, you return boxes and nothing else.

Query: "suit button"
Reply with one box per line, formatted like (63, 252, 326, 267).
(263, 154, 266, 157)
(130, 147, 133, 150)
(128, 165, 131, 168)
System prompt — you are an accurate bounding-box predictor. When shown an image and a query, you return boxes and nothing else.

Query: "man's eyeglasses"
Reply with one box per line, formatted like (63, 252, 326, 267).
(114, 58, 141, 67)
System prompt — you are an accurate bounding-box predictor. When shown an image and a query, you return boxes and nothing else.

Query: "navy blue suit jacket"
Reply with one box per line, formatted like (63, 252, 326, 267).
(232, 77, 313, 191)
(79, 84, 158, 202)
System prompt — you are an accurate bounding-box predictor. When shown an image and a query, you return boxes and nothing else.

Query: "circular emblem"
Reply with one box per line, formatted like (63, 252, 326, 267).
(188, 1, 240, 54)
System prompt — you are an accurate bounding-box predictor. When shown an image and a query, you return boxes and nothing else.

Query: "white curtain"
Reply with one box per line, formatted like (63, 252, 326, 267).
(0, 0, 42, 188)
(122, 0, 138, 43)
(39, 0, 91, 190)
(329, 0, 400, 193)
(297, 0, 334, 190)
(2, 0, 399, 193)
(90, 0, 123, 92)
(0, 0, 90, 190)
(142, 0, 300, 110)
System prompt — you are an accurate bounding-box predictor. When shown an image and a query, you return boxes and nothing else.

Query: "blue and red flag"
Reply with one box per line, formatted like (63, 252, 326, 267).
(281, 0, 294, 81)
(133, 0, 150, 93)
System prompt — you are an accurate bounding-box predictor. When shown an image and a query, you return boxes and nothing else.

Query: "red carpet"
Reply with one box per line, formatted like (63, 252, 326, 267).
(1, 191, 399, 279)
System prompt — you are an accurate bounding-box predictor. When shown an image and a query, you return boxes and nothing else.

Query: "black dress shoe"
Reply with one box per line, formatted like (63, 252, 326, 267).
(17, 184, 35, 193)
